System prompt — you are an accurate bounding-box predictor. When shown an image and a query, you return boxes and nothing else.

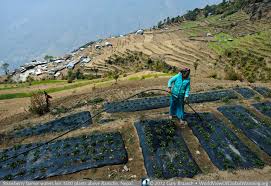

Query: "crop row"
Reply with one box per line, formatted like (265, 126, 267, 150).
(253, 102, 271, 118)
(186, 113, 264, 170)
(105, 89, 238, 113)
(0, 132, 127, 180)
(135, 119, 200, 179)
(218, 105, 271, 156)
(12, 111, 92, 138)
(233, 87, 256, 99)
(253, 87, 271, 98)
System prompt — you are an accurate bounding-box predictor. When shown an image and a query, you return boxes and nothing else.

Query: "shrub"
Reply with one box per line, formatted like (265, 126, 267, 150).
(247, 74, 256, 83)
(67, 69, 75, 81)
(193, 60, 199, 75)
(112, 71, 120, 83)
(75, 69, 84, 79)
(67, 79, 73, 83)
(29, 92, 49, 115)
(224, 68, 243, 81)
(26, 76, 34, 86)
(208, 72, 217, 79)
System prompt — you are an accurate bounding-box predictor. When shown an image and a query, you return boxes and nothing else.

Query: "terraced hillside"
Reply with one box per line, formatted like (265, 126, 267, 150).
(79, 28, 218, 78)
(77, 10, 270, 83)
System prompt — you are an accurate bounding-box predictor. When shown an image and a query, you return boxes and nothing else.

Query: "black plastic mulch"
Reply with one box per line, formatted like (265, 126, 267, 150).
(233, 87, 256, 99)
(253, 87, 271, 98)
(218, 105, 271, 156)
(186, 113, 264, 170)
(135, 119, 200, 179)
(0, 132, 128, 180)
(13, 111, 92, 138)
(105, 89, 238, 113)
(252, 102, 271, 118)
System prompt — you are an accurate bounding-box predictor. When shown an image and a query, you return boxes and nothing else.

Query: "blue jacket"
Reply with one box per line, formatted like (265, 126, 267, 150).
(167, 73, 191, 98)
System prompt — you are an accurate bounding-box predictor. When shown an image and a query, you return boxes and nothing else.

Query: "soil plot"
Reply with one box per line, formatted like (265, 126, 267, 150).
(0, 132, 128, 180)
(252, 102, 271, 118)
(253, 87, 271, 98)
(186, 113, 264, 170)
(104, 89, 238, 113)
(233, 87, 256, 99)
(135, 119, 200, 179)
(218, 105, 271, 156)
(13, 111, 92, 138)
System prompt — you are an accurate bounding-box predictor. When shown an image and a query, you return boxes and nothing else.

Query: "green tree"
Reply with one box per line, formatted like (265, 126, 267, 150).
(112, 71, 120, 83)
(67, 69, 75, 83)
(75, 69, 84, 79)
(93, 67, 99, 77)
(26, 76, 34, 86)
(166, 17, 170, 24)
(44, 55, 54, 61)
(0, 62, 9, 75)
(157, 21, 163, 28)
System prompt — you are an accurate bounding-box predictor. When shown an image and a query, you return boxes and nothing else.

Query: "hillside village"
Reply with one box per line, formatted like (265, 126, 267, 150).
(0, 0, 271, 182)
(6, 30, 146, 83)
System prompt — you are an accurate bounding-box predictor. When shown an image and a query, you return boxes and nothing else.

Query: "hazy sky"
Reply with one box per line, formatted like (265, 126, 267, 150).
(0, 0, 222, 70)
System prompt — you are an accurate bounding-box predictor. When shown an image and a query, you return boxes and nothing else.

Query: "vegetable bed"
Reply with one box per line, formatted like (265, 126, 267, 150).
(0, 132, 128, 180)
(13, 111, 92, 138)
(186, 113, 264, 170)
(253, 87, 271, 98)
(218, 105, 271, 156)
(233, 87, 256, 99)
(252, 102, 271, 118)
(104, 96, 169, 113)
(189, 89, 238, 103)
(104, 89, 238, 113)
(135, 119, 200, 179)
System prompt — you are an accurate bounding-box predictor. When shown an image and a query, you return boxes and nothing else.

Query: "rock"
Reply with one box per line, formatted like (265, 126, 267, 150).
(129, 158, 133, 161)
(196, 150, 201, 155)
(123, 165, 129, 172)
(130, 175, 137, 179)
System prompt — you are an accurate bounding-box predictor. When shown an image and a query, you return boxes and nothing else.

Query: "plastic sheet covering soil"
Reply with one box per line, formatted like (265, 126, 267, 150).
(0, 132, 128, 180)
(186, 113, 264, 170)
(253, 87, 271, 97)
(233, 87, 256, 99)
(105, 89, 238, 113)
(218, 105, 271, 156)
(135, 119, 200, 179)
(13, 111, 92, 138)
(252, 102, 271, 118)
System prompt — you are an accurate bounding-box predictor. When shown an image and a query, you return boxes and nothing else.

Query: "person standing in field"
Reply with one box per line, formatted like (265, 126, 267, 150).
(167, 68, 191, 128)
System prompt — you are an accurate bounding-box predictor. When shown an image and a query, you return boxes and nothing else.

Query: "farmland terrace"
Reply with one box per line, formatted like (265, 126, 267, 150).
(0, 80, 271, 181)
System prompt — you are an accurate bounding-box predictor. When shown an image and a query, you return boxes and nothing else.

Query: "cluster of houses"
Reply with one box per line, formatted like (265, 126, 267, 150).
(6, 29, 145, 83)
(10, 54, 92, 82)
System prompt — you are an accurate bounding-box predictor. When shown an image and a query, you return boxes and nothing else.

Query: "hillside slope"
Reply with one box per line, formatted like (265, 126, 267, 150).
(74, 9, 270, 83)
